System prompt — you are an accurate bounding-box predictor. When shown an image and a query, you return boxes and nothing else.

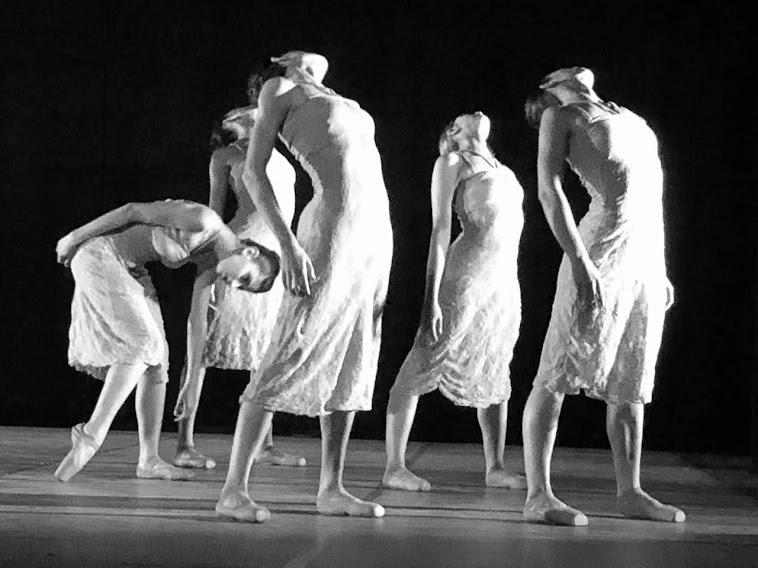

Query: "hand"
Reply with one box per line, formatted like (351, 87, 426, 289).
(428, 302, 443, 341)
(173, 385, 200, 422)
(664, 278, 675, 310)
(281, 239, 316, 296)
(55, 233, 79, 267)
(572, 257, 604, 311)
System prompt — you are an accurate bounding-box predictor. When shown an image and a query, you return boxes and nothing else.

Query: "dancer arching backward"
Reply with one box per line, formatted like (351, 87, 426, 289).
(384, 112, 526, 492)
(521, 67, 684, 526)
(55, 199, 280, 482)
(172, 79, 305, 470)
(215, 51, 393, 523)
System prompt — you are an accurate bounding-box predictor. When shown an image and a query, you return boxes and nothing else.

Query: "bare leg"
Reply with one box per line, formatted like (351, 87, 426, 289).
(173, 363, 216, 469)
(478, 401, 525, 489)
(522, 386, 588, 526)
(256, 422, 307, 467)
(216, 400, 273, 523)
(135, 377, 191, 480)
(382, 391, 431, 491)
(607, 402, 685, 522)
(55, 363, 147, 481)
(317, 410, 385, 517)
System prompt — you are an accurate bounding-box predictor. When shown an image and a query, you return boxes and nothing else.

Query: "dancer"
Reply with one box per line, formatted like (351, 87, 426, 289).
(383, 112, 525, 491)
(215, 51, 393, 523)
(521, 67, 683, 525)
(55, 199, 280, 482)
(172, 78, 305, 470)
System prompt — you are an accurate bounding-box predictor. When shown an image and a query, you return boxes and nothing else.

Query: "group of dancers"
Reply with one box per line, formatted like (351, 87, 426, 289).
(53, 51, 685, 526)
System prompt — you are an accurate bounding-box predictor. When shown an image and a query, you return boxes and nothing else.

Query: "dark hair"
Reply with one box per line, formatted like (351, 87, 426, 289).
(247, 63, 287, 105)
(209, 120, 237, 150)
(238, 238, 281, 293)
(524, 88, 561, 130)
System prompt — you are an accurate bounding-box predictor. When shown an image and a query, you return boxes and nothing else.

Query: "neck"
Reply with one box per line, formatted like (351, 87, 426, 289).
(213, 225, 238, 260)
(462, 139, 490, 156)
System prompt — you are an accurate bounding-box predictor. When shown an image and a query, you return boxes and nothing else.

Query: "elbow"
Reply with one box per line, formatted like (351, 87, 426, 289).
(194, 207, 222, 233)
(123, 202, 140, 224)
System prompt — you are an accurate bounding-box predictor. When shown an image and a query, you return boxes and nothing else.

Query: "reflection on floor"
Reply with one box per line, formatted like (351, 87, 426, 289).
(0, 427, 756, 567)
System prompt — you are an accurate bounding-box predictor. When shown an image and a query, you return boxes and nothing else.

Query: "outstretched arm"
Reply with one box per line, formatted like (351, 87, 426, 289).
(56, 200, 221, 266)
(422, 154, 460, 340)
(174, 265, 217, 421)
(243, 77, 315, 296)
(537, 106, 603, 308)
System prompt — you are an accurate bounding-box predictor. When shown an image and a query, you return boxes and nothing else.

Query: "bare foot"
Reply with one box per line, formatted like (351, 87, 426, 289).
(136, 457, 193, 481)
(317, 488, 385, 517)
(524, 493, 589, 526)
(382, 466, 431, 492)
(215, 491, 270, 523)
(174, 447, 216, 469)
(54, 423, 100, 482)
(255, 446, 306, 467)
(618, 488, 685, 522)
(485, 469, 527, 489)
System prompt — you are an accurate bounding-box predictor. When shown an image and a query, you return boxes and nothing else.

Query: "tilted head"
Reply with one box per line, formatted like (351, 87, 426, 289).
(271, 51, 329, 83)
(216, 239, 281, 293)
(539, 66, 595, 91)
(438, 111, 491, 156)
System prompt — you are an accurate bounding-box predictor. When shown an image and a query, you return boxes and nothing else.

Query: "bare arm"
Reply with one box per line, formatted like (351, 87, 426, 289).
(174, 265, 217, 420)
(243, 77, 315, 295)
(56, 200, 221, 266)
(537, 106, 602, 306)
(421, 155, 460, 338)
(208, 148, 231, 216)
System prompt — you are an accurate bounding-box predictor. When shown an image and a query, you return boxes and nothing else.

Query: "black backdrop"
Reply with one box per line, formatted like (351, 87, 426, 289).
(1, 2, 755, 456)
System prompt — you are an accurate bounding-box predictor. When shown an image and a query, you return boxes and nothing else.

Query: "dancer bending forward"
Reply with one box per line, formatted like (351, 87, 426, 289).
(384, 112, 525, 492)
(172, 80, 304, 470)
(215, 51, 393, 523)
(55, 199, 279, 482)
(522, 67, 684, 526)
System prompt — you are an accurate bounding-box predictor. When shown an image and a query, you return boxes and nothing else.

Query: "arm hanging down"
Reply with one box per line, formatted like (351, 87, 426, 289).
(174, 264, 217, 421)
(536, 106, 603, 310)
(242, 76, 315, 296)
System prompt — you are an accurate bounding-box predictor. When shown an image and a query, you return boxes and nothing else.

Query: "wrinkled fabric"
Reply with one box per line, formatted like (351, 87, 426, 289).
(391, 157, 524, 407)
(534, 102, 668, 404)
(68, 236, 169, 383)
(202, 225, 285, 371)
(242, 83, 393, 416)
(202, 147, 294, 372)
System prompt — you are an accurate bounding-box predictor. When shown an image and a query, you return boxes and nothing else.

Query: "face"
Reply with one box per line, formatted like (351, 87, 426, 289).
(449, 111, 491, 146)
(216, 246, 275, 292)
(541, 66, 595, 91)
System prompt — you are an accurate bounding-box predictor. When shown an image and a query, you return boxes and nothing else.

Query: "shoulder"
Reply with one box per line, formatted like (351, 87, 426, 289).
(435, 152, 465, 172)
(210, 145, 239, 165)
(259, 76, 298, 101)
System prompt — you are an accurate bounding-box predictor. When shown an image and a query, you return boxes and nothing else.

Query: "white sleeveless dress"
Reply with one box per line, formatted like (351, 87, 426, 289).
(242, 83, 394, 416)
(534, 101, 668, 404)
(67, 212, 216, 383)
(202, 145, 295, 371)
(390, 152, 524, 407)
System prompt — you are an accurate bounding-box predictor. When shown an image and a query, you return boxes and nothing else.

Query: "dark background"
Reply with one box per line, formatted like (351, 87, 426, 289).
(1, 2, 755, 456)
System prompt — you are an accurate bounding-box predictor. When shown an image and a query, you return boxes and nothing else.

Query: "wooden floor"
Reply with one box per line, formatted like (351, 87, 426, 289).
(0, 427, 756, 568)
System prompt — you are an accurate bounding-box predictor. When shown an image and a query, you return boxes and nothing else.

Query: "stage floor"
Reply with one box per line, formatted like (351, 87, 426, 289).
(0, 427, 756, 567)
